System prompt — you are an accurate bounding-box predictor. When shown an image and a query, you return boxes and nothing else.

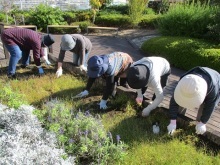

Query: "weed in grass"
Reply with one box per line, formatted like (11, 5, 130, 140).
(1, 64, 220, 164)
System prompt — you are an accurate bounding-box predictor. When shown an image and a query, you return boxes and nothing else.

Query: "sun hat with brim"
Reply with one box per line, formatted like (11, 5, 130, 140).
(87, 55, 109, 78)
(41, 34, 55, 47)
(127, 65, 149, 89)
(174, 74, 207, 109)
(60, 34, 76, 51)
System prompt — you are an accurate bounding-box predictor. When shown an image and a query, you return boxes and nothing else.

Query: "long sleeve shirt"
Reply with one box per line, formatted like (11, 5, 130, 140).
(85, 52, 133, 100)
(58, 34, 92, 65)
(131, 57, 170, 112)
(169, 67, 220, 124)
(1, 27, 44, 66)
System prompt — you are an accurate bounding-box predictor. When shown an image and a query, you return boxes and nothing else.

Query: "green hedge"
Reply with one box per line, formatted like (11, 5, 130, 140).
(138, 14, 161, 29)
(95, 14, 131, 28)
(141, 36, 220, 72)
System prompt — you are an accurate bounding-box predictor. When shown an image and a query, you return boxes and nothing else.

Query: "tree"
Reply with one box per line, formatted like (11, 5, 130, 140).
(90, 0, 102, 23)
(0, 0, 15, 24)
(129, 0, 148, 27)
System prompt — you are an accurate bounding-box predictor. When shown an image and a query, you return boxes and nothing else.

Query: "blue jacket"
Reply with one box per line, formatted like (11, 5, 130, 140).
(169, 66, 220, 123)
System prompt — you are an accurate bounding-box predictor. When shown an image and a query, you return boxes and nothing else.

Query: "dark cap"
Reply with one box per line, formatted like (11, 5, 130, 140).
(127, 65, 149, 89)
(41, 34, 55, 47)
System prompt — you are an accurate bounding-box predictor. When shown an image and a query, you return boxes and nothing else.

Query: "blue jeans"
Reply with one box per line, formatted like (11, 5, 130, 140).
(5, 45, 30, 75)
(73, 53, 89, 67)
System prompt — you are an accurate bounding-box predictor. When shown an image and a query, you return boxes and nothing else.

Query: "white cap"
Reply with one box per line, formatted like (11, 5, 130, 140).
(174, 74, 207, 109)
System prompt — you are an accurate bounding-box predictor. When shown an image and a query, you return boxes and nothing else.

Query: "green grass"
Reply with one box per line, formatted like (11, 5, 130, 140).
(141, 36, 220, 72)
(0, 64, 219, 164)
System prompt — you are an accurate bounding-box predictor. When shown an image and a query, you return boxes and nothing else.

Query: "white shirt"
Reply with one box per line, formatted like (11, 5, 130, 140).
(131, 57, 170, 111)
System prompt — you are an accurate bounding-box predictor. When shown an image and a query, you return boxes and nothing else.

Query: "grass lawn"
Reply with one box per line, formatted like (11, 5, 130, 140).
(0, 63, 219, 164)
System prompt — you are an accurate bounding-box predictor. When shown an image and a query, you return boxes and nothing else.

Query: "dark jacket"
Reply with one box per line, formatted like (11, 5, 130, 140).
(169, 66, 220, 123)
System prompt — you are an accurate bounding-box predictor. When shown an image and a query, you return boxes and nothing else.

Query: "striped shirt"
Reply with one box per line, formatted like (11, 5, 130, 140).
(1, 28, 44, 66)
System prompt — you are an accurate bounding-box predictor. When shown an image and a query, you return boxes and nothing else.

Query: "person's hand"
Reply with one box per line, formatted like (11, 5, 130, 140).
(99, 99, 108, 110)
(142, 107, 152, 117)
(45, 59, 51, 65)
(167, 120, 177, 135)
(56, 68, 63, 78)
(136, 97, 143, 106)
(41, 56, 51, 65)
(73, 90, 89, 99)
(38, 66, 44, 75)
(196, 122, 206, 135)
(79, 65, 87, 72)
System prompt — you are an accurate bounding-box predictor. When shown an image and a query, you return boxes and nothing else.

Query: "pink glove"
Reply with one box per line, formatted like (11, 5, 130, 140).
(136, 97, 143, 106)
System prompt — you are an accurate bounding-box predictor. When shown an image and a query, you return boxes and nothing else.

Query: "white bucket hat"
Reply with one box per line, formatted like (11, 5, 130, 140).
(174, 74, 207, 109)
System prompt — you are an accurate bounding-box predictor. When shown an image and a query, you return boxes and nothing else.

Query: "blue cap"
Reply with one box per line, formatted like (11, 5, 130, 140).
(87, 55, 109, 78)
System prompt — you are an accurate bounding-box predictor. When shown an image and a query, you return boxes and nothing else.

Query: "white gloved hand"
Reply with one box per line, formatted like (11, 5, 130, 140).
(195, 122, 206, 135)
(73, 90, 89, 99)
(45, 59, 51, 65)
(41, 56, 51, 65)
(142, 107, 152, 117)
(56, 68, 63, 78)
(79, 65, 87, 72)
(99, 99, 108, 110)
(167, 120, 177, 135)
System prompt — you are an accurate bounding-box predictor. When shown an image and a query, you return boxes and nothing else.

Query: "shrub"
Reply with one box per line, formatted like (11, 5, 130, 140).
(95, 14, 131, 28)
(28, 4, 66, 32)
(101, 5, 129, 15)
(141, 36, 220, 71)
(206, 10, 220, 42)
(0, 83, 27, 109)
(63, 11, 76, 25)
(0, 12, 13, 24)
(35, 99, 128, 164)
(157, 3, 216, 38)
(138, 14, 161, 29)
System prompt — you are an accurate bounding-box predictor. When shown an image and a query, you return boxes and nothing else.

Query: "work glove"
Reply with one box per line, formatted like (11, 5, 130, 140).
(38, 66, 44, 75)
(136, 89, 143, 106)
(73, 90, 89, 99)
(56, 68, 63, 78)
(195, 122, 206, 135)
(79, 65, 87, 72)
(99, 99, 108, 110)
(42, 56, 51, 65)
(167, 120, 177, 135)
(45, 59, 51, 65)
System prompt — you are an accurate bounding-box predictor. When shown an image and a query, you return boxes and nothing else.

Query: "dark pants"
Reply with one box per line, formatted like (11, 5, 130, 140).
(142, 70, 171, 100)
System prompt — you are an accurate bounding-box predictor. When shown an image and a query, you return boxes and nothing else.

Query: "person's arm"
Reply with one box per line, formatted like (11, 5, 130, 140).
(57, 49, 66, 66)
(85, 77, 96, 91)
(78, 39, 86, 66)
(169, 96, 180, 120)
(32, 41, 42, 66)
(200, 93, 219, 124)
(102, 75, 115, 100)
(145, 79, 164, 111)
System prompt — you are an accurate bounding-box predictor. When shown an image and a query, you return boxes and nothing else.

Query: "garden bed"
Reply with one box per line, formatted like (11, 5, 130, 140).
(0, 62, 219, 164)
